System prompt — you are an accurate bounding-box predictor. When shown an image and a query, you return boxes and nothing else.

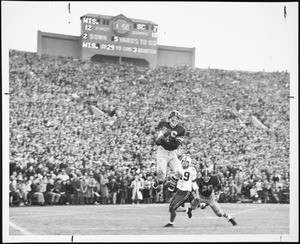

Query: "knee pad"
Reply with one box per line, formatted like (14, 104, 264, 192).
(169, 176, 178, 189)
(169, 204, 175, 213)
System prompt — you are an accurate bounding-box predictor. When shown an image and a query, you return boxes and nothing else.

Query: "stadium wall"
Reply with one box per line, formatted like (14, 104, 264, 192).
(37, 31, 81, 58)
(37, 31, 195, 68)
(157, 45, 195, 68)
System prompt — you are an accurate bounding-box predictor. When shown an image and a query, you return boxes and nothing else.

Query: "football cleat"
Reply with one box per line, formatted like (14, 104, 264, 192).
(229, 218, 237, 226)
(164, 223, 174, 227)
(187, 208, 193, 218)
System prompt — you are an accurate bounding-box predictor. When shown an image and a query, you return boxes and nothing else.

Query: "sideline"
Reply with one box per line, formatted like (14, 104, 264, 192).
(9, 221, 33, 235)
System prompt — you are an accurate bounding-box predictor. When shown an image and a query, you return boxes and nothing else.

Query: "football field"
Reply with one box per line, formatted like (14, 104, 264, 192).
(7, 203, 293, 242)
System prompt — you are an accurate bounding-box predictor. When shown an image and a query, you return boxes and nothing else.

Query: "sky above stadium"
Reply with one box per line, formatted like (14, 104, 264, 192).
(2, 1, 298, 72)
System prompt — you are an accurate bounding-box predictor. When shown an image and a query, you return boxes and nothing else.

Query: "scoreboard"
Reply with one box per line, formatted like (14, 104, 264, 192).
(80, 13, 158, 66)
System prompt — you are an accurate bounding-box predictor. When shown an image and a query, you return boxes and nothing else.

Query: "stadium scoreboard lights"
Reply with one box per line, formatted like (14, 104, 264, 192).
(80, 13, 158, 63)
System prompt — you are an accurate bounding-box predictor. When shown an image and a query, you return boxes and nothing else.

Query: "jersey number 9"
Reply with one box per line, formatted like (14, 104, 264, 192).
(180, 172, 190, 181)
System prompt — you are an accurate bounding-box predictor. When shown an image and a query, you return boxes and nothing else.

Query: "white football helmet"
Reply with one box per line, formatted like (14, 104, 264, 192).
(181, 155, 191, 169)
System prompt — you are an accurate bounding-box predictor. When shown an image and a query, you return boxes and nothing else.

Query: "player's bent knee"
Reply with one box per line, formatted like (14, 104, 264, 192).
(215, 210, 224, 217)
(169, 207, 175, 213)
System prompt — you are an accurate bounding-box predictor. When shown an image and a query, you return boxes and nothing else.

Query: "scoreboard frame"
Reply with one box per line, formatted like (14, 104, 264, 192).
(80, 13, 158, 66)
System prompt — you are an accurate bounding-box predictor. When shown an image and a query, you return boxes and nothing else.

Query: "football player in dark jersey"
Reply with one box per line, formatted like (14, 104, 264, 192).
(152, 110, 185, 192)
(186, 168, 237, 226)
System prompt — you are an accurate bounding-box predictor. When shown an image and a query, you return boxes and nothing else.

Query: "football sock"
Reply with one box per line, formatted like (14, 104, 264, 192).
(169, 176, 179, 188)
(223, 212, 232, 219)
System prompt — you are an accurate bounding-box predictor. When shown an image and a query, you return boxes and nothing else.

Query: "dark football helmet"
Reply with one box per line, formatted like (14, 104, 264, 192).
(168, 110, 180, 128)
(201, 168, 211, 183)
(168, 110, 180, 120)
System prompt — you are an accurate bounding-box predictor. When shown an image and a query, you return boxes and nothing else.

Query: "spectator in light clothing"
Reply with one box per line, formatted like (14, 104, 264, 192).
(255, 178, 263, 202)
(30, 179, 45, 206)
(130, 174, 143, 204)
(17, 177, 29, 205)
(57, 169, 70, 182)
(250, 185, 259, 203)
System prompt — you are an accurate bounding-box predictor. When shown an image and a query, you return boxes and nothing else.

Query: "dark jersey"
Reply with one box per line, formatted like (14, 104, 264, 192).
(155, 121, 185, 151)
(196, 175, 221, 198)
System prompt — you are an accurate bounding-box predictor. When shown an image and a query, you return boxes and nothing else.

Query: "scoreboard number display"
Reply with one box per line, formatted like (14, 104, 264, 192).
(80, 13, 158, 61)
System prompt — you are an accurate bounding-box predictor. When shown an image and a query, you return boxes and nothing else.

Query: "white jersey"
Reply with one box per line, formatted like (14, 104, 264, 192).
(177, 166, 197, 191)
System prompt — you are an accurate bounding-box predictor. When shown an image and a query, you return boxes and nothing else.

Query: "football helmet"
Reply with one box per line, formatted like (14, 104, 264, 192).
(181, 155, 191, 169)
(168, 110, 180, 128)
(201, 168, 211, 183)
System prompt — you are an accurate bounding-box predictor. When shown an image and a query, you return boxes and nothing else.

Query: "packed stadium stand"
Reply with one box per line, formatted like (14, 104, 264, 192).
(9, 50, 290, 206)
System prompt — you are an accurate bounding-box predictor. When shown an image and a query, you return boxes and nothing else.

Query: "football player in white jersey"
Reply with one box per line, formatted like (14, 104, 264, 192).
(164, 155, 200, 227)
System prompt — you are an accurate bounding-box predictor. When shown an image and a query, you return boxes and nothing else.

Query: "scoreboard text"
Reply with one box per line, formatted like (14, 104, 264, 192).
(81, 14, 158, 59)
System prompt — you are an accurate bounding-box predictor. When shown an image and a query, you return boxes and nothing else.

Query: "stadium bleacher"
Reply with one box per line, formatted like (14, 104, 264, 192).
(8, 50, 290, 206)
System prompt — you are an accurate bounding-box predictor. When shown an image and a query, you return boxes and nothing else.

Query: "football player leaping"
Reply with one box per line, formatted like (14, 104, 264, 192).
(153, 110, 185, 192)
(164, 155, 200, 227)
(186, 168, 237, 226)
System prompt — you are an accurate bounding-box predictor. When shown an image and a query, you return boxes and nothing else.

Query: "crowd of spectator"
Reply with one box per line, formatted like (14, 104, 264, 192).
(8, 50, 290, 206)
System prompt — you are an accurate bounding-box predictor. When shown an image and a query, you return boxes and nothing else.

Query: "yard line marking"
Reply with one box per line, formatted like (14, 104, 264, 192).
(9, 221, 33, 235)
(231, 207, 265, 216)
